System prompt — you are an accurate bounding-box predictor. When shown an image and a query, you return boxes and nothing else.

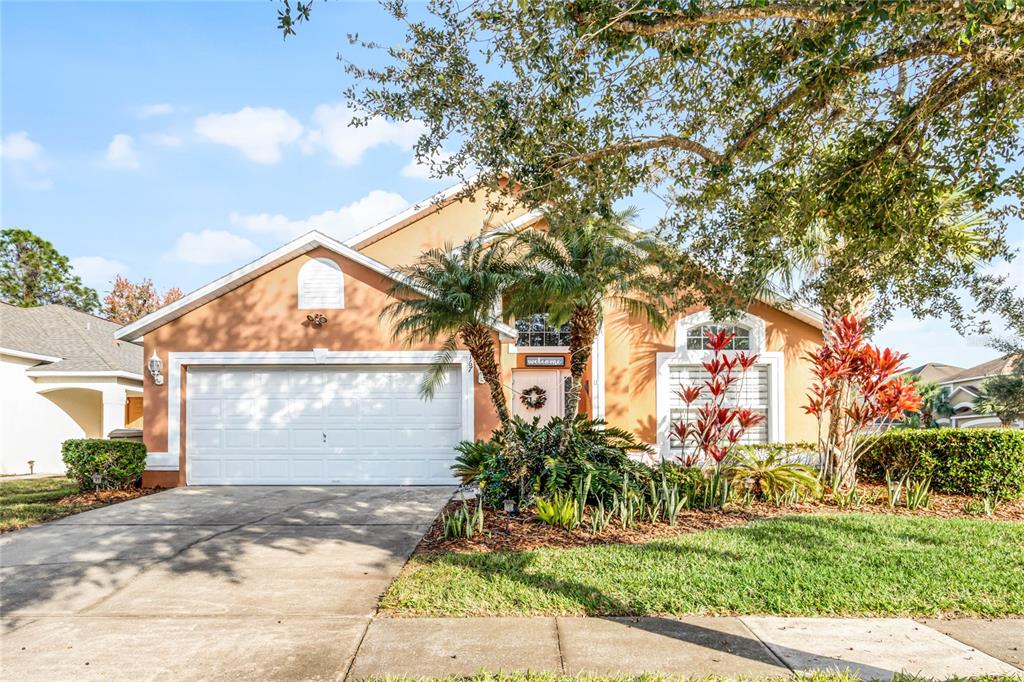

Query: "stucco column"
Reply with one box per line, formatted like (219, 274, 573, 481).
(101, 386, 127, 438)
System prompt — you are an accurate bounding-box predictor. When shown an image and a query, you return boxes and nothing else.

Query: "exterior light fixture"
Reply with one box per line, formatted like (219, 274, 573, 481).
(147, 351, 164, 386)
(503, 498, 517, 515)
(306, 313, 328, 328)
(91, 472, 103, 488)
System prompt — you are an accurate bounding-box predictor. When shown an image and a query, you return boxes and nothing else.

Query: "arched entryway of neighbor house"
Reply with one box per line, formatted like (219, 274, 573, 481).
(25, 381, 144, 474)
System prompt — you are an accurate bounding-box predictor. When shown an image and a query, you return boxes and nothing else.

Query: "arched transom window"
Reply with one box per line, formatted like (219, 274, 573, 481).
(298, 257, 345, 309)
(685, 324, 751, 350)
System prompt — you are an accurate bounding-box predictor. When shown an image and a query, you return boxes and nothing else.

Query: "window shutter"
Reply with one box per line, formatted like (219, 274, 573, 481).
(298, 257, 345, 309)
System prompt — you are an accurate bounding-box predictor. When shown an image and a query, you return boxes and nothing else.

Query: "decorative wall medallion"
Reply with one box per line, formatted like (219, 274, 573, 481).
(520, 385, 548, 409)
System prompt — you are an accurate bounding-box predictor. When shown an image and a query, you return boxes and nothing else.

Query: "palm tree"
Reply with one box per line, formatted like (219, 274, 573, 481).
(381, 238, 517, 426)
(505, 207, 666, 449)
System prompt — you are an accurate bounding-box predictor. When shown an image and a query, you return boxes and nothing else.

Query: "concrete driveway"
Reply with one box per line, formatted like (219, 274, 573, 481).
(1, 485, 453, 681)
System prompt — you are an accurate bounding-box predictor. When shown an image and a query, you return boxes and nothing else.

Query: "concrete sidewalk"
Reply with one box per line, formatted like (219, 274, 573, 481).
(348, 616, 1023, 681)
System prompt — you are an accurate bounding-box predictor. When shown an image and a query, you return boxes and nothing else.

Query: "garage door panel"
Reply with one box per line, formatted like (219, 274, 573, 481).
(186, 365, 463, 485)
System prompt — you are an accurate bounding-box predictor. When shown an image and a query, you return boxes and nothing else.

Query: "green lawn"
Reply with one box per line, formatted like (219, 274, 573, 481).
(383, 514, 1024, 618)
(0, 477, 102, 532)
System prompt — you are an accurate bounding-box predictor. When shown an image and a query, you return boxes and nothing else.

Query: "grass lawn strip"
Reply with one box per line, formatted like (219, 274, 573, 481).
(382, 514, 1024, 618)
(0, 477, 150, 532)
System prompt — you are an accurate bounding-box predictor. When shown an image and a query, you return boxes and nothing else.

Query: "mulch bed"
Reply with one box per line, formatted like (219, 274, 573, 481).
(58, 487, 159, 506)
(417, 484, 1024, 555)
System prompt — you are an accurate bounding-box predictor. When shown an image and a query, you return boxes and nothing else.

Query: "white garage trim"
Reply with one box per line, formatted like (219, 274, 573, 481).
(162, 350, 475, 474)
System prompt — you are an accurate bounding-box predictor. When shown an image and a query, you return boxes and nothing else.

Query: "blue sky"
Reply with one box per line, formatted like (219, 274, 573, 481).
(2, 1, 1021, 370)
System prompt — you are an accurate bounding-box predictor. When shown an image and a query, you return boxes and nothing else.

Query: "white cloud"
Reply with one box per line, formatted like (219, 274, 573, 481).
(401, 148, 456, 180)
(303, 103, 423, 167)
(143, 132, 183, 147)
(104, 134, 140, 169)
(71, 255, 128, 291)
(169, 230, 261, 265)
(1, 131, 52, 190)
(136, 103, 175, 118)
(194, 107, 303, 164)
(0, 131, 42, 161)
(230, 190, 410, 243)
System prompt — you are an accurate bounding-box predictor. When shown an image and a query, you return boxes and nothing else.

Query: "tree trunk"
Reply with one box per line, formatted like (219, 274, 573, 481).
(560, 305, 599, 453)
(460, 323, 511, 428)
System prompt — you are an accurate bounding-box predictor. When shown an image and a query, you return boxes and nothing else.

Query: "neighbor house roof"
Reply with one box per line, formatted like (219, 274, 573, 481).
(940, 354, 1022, 385)
(906, 362, 965, 383)
(113, 230, 519, 343)
(0, 303, 142, 377)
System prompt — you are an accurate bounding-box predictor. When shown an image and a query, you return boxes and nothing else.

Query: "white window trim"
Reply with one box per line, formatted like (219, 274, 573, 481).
(506, 345, 570, 354)
(591, 322, 605, 420)
(655, 311, 783, 461)
(159, 350, 475, 476)
(297, 257, 345, 310)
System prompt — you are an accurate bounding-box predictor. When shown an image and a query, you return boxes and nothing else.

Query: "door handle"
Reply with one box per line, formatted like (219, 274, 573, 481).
(322, 432, 327, 444)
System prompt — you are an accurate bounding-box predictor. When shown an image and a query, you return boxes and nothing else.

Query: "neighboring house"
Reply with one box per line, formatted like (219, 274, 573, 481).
(938, 355, 1023, 429)
(1, 304, 144, 475)
(115, 183, 824, 488)
(906, 362, 965, 385)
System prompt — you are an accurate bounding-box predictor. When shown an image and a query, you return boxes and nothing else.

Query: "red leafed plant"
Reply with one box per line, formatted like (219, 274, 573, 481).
(670, 328, 767, 472)
(804, 315, 923, 489)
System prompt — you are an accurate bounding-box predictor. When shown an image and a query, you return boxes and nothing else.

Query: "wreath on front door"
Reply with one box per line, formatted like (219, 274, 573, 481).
(520, 385, 548, 410)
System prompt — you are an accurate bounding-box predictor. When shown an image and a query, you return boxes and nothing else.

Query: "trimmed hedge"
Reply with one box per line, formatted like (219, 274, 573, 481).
(859, 428, 1024, 500)
(62, 439, 146, 490)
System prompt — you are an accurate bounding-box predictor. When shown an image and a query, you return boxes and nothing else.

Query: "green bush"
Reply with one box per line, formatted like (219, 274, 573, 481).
(460, 415, 653, 506)
(859, 428, 1024, 499)
(61, 439, 146, 490)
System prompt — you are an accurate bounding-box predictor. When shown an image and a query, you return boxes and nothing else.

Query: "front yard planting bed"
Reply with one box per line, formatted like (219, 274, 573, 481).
(0, 477, 153, 532)
(383, 513, 1024, 617)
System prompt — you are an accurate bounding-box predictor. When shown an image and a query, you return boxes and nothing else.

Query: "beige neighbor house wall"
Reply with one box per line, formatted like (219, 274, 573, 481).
(141, 246, 502, 487)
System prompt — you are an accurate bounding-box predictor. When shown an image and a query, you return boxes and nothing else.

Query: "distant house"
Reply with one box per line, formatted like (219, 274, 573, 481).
(936, 355, 1023, 429)
(0, 304, 144, 475)
(906, 362, 965, 385)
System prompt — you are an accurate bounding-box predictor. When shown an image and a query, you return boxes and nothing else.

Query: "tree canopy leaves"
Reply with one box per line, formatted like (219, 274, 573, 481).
(0, 228, 99, 313)
(281, 0, 1024, 333)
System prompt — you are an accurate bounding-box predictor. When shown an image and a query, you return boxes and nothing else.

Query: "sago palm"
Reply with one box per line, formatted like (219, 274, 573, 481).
(505, 207, 666, 449)
(381, 239, 517, 426)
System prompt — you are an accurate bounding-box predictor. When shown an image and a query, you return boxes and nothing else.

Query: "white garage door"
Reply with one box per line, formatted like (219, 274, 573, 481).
(185, 365, 463, 485)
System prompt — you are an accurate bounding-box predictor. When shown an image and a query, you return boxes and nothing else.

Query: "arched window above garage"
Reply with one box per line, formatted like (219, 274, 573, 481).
(297, 257, 344, 309)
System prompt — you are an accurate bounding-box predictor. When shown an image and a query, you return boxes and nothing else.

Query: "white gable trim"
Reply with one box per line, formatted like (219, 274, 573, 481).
(114, 229, 516, 342)
(344, 176, 479, 249)
(0, 347, 63, 363)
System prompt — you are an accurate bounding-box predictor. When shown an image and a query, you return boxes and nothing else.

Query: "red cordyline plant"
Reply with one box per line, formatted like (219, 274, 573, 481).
(804, 315, 923, 490)
(670, 328, 767, 473)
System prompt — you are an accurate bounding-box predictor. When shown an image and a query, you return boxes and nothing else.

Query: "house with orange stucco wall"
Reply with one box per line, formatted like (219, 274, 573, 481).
(114, 181, 824, 488)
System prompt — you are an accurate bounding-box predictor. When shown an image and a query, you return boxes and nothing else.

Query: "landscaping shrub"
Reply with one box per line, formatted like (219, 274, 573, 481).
(457, 415, 653, 506)
(859, 428, 1024, 499)
(61, 439, 146, 491)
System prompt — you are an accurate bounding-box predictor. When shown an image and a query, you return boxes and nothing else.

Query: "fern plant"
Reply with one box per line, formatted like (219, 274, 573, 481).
(726, 448, 820, 500)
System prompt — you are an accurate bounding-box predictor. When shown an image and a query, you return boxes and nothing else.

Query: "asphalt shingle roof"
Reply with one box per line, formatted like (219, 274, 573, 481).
(0, 303, 142, 375)
(941, 354, 1022, 384)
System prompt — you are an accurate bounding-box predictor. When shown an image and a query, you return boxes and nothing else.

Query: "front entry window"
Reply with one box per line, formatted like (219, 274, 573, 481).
(515, 313, 570, 347)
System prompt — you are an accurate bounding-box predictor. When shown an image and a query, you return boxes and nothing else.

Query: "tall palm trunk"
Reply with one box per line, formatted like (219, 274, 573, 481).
(560, 305, 599, 452)
(459, 323, 511, 427)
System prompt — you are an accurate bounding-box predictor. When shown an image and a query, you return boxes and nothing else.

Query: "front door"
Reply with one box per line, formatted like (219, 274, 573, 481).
(512, 369, 568, 422)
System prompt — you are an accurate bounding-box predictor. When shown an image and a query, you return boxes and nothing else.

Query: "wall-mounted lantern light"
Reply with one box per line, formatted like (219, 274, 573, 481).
(306, 313, 328, 328)
(147, 351, 164, 386)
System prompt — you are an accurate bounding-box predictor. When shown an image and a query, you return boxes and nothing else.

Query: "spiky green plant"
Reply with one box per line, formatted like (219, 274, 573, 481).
(534, 492, 578, 530)
(726, 448, 820, 501)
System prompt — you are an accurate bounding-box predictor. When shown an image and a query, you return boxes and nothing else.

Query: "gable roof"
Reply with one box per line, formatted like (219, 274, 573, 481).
(1, 303, 142, 377)
(940, 354, 1022, 385)
(906, 362, 965, 383)
(113, 230, 518, 342)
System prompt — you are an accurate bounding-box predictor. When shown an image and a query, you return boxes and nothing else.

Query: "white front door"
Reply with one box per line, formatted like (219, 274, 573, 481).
(185, 365, 463, 485)
(512, 369, 568, 422)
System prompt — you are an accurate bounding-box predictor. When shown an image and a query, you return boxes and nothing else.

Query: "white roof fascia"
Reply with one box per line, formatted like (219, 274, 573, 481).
(343, 175, 480, 250)
(114, 230, 516, 343)
(0, 347, 63, 363)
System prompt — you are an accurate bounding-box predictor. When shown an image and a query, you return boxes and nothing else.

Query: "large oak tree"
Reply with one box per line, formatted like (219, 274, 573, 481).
(280, 0, 1023, 332)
